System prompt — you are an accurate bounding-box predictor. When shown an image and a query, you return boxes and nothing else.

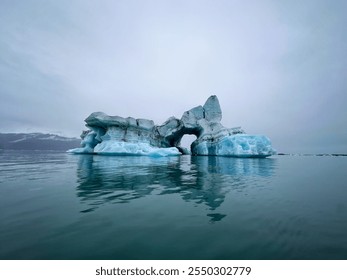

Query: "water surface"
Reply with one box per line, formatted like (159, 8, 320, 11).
(0, 150, 346, 259)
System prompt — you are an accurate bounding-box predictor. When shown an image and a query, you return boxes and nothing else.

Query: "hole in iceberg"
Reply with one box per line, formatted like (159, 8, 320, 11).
(179, 134, 197, 154)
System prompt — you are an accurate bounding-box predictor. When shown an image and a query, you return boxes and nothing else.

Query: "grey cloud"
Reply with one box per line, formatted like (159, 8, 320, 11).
(0, 0, 346, 152)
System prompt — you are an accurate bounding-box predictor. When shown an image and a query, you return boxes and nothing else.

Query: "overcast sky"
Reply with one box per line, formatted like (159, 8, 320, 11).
(0, 0, 346, 153)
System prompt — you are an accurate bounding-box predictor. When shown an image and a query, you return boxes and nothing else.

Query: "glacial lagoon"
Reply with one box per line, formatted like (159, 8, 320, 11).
(0, 150, 347, 259)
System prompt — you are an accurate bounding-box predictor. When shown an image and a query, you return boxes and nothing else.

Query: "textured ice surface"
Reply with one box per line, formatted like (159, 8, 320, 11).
(192, 135, 276, 157)
(93, 141, 180, 157)
(67, 131, 98, 154)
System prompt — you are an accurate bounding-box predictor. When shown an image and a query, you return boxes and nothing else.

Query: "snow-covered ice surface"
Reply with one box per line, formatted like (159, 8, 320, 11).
(192, 135, 276, 157)
(94, 141, 180, 157)
(68, 141, 181, 157)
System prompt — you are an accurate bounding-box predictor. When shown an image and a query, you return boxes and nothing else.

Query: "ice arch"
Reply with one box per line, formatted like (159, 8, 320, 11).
(165, 128, 202, 155)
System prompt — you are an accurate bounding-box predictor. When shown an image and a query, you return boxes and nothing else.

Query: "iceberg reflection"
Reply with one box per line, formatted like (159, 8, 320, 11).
(75, 155, 277, 221)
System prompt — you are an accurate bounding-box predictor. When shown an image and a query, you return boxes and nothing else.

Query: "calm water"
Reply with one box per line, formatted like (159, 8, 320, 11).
(0, 150, 346, 260)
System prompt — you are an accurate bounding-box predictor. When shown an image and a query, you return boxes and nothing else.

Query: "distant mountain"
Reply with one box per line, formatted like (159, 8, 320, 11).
(0, 133, 81, 151)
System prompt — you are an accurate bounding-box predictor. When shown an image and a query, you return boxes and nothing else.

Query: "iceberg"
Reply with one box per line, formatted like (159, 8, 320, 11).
(68, 95, 276, 157)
